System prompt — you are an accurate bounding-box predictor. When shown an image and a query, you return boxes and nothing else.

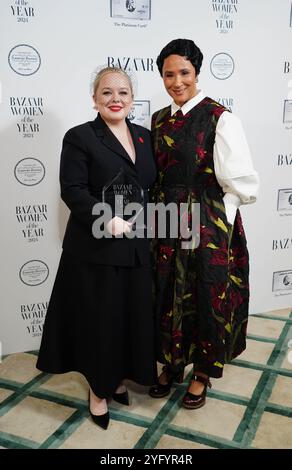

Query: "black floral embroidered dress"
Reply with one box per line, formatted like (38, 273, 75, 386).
(151, 97, 249, 378)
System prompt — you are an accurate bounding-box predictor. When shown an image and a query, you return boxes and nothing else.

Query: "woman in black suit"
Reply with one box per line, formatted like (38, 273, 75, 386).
(37, 67, 157, 430)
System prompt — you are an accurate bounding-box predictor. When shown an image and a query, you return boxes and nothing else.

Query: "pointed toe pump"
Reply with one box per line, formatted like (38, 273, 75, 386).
(89, 409, 110, 430)
(88, 391, 110, 430)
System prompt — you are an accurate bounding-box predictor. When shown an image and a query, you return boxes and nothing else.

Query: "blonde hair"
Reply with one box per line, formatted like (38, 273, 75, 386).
(92, 67, 134, 97)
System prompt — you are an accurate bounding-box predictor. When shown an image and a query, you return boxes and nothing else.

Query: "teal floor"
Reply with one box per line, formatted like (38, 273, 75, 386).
(0, 309, 292, 449)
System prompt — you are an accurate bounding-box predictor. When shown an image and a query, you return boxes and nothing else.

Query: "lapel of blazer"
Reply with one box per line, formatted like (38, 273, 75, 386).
(92, 114, 137, 167)
(127, 117, 141, 165)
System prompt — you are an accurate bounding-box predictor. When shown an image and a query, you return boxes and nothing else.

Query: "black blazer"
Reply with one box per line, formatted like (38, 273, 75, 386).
(60, 114, 156, 266)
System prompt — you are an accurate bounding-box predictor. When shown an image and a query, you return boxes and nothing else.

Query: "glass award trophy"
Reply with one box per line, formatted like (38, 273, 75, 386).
(102, 167, 145, 230)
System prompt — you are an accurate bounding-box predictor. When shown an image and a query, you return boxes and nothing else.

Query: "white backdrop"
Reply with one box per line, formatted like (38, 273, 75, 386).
(1, 0, 292, 355)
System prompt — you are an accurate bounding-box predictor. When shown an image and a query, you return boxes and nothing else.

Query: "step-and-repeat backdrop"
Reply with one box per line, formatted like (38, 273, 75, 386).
(1, 0, 292, 355)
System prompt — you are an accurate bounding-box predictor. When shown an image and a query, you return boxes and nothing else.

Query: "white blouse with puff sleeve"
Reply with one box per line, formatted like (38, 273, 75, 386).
(172, 91, 259, 224)
(214, 110, 259, 224)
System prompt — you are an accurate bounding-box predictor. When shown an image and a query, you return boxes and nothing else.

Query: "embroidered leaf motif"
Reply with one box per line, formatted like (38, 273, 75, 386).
(189, 343, 196, 358)
(214, 361, 224, 368)
(163, 135, 175, 147)
(204, 167, 213, 173)
(207, 243, 219, 249)
(183, 293, 192, 299)
(213, 217, 228, 233)
(165, 353, 172, 363)
(230, 275, 243, 286)
(225, 323, 232, 333)
(175, 256, 185, 285)
(211, 308, 225, 324)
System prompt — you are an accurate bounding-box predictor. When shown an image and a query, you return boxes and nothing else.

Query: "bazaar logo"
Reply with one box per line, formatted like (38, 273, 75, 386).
(108, 56, 154, 71)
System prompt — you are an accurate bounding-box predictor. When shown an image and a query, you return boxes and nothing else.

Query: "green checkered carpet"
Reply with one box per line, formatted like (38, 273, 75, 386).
(0, 308, 292, 449)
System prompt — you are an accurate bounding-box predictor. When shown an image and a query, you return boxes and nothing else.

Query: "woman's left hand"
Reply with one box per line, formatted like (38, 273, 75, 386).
(106, 216, 132, 236)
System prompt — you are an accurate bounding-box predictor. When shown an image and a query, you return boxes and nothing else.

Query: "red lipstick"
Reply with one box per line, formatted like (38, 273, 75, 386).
(109, 106, 122, 112)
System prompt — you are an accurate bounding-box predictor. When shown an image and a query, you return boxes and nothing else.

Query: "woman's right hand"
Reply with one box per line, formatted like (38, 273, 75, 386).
(106, 216, 132, 236)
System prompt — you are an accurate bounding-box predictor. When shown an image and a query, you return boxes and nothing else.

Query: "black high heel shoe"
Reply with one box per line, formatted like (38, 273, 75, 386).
(149, 366, 184, 398)
(88, 391, 110, 430)
(182, 374, 212, 410)
(89, 410, 110, 430)
(112, 389, 130, 406)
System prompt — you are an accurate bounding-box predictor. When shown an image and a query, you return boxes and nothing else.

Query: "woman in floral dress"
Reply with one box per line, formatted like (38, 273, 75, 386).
(149, 39, 259, 409)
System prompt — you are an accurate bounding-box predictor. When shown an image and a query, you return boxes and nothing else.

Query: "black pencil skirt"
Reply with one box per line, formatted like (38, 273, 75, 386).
(36, 250, 157, 398)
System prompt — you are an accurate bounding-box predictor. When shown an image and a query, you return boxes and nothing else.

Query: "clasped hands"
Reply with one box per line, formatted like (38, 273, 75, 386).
(106, 216, 132, 236)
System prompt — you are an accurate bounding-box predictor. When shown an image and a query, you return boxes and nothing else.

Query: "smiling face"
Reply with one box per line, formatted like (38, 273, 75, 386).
(93, 71, 133, 124)
(162, 54, 197, 107)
